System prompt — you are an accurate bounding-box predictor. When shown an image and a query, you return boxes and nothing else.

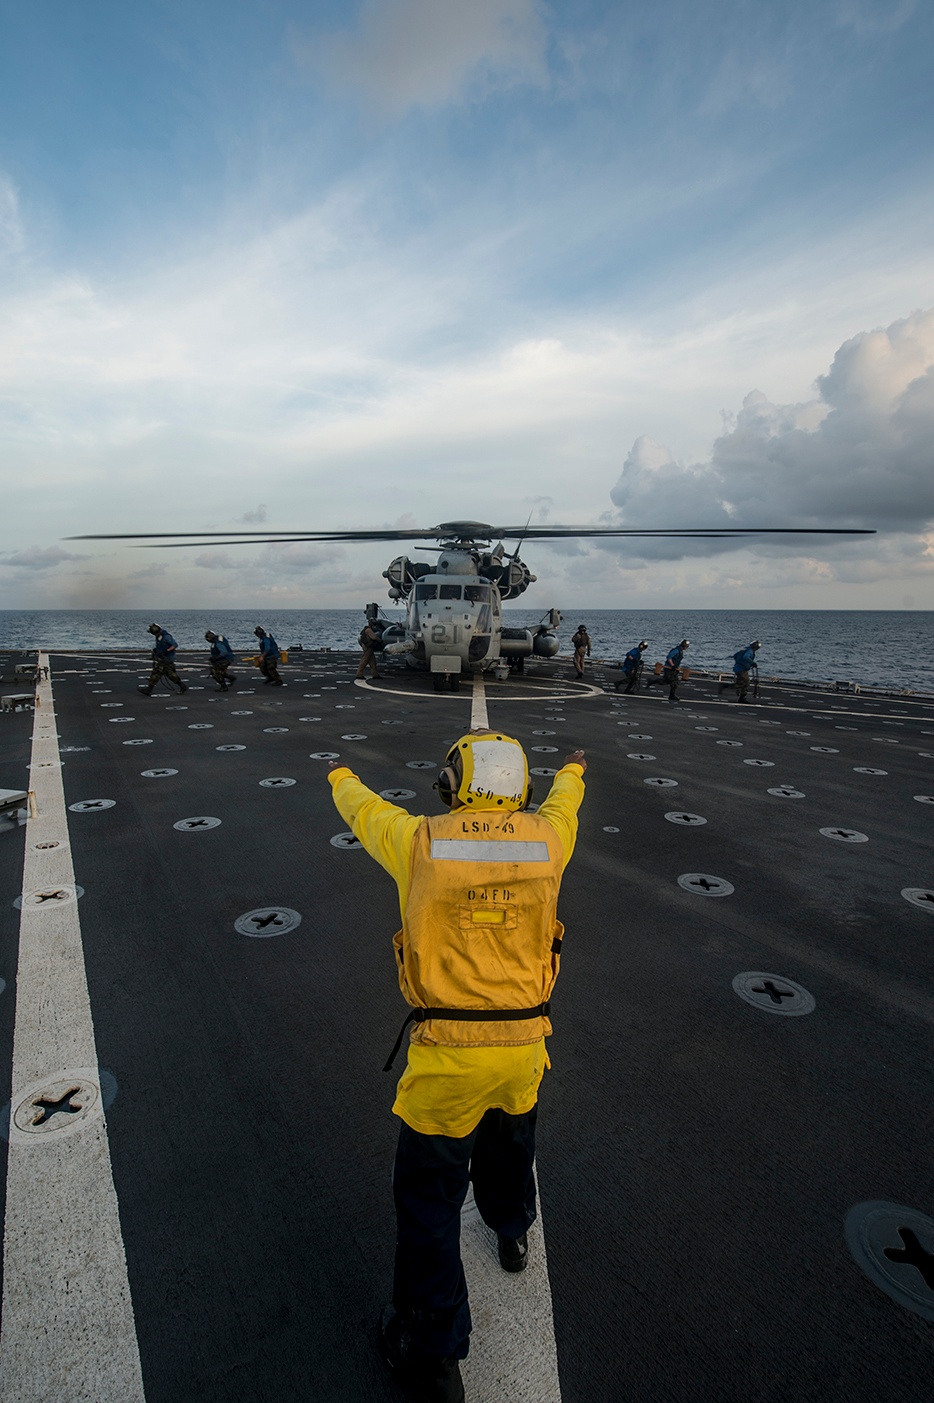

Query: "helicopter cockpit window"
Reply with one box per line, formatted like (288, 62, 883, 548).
(439, 585, 462, 599)
(415, 584, 438, 600)
(464, 584, 491, 603)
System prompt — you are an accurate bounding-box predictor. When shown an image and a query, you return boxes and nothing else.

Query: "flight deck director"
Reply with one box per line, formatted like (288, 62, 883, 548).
(327, 732, 586, 1403)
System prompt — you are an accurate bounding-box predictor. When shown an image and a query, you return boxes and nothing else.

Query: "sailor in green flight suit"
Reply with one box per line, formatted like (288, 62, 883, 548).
(328, 731, 586, 1403)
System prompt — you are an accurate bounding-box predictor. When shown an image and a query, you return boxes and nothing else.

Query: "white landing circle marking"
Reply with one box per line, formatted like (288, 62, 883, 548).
(173, 816, 222, 831)
(811, 746, 840, 754)
(380, 788, 416, 801)
(309, 751, 340, 760)
(299, 716, 322, 722)
(902, 888, 934, 913)
(786, 730, 810, 737)
(530, 767, 557, 776)
(694, 726, 718, 732)
(854, 767, 887, 775)
(603, 825, 620, 832)
(628, 733, 652, 740)
(533, 730, 556, 736)
(644, 777, 678, 787)
(918, 752, 934, 758)
(913, 795, 934, 804)
(330, 831, 364, 849)
(872, 737, 899, 744)
(744, 759, 775, 767)
(717, 740, 743, 747)
(665, 812, 707, 825)
(188, 723, 214, 729)
(627, 753, 656, 762)
(231, 710, 253, 715)
(235, 907, 302, 937)
(678, 873, 734, 896)
(122, 737, 153, 746)
(165, 705, 188, 710)
(216, 744, 246, 752)
(263, 727, 289, 733)
(406, 760, 437, 769)
(820, 826, 869, 842)
(768, 786, 805, 798)
(141, 768, 178, 777)
(109, 717, 135, 723)
(259, 777, 296, 788)
(532, 746, 558, 753)
(68, 799, 116, 812)
(100, 702, 122, 708)
(341, 733, 367, 740)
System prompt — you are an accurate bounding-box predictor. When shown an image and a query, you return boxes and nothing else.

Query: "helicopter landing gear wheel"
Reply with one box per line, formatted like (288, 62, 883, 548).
(433, 673, 446, 692)
(449, 674, 461, 692)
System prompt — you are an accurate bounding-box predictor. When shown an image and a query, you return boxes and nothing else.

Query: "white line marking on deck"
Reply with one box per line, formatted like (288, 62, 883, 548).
(471, 671, 489, 729)
(460, 1180, 562, 1401)
(0, 656, 146, 1402)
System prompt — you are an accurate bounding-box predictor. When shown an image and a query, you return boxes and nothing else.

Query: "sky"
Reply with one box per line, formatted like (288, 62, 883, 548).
(1, 0, 933, 612)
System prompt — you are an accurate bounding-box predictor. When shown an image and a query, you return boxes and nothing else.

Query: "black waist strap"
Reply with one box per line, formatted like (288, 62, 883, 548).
(383, 1002, 551, 1072)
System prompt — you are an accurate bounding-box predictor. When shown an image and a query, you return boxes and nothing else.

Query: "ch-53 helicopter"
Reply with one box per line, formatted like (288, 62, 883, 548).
(70, 519, 876, 690)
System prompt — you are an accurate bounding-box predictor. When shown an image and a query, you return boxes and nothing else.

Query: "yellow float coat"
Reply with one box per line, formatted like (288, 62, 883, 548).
(328, 763, 585, 1136)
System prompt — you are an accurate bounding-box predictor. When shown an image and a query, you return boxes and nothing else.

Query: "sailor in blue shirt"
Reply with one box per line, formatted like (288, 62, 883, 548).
(254, 626, 283, 686)
(139, 623, 187, 695)
(614, 641, 648, 693)
(720, 641, 760, 702)
(205, 630, 237, 691)
(647, 639, 690, 703)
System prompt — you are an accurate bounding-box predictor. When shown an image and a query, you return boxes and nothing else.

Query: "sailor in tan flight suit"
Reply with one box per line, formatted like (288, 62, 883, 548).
(328, 732, 586, 1403)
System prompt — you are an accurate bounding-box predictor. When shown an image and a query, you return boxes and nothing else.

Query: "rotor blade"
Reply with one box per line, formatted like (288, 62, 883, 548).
(66, 529, 446, 543)
(488, 526, 877, 538)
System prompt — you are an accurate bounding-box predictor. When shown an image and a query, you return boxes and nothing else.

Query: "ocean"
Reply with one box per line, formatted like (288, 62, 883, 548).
(0, 608, 930, 691)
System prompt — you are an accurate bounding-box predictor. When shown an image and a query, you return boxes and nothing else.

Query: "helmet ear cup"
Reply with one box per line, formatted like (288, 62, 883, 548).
(436, 766, 457, 807)
(523, 778, 535, 810)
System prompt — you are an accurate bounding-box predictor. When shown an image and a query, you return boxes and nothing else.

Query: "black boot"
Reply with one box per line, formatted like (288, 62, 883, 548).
(178, 682, 188, 693)
(497, 1232, 529, 1272)
(137, 686, 153, 696)
(379, 1308, 464, 1403)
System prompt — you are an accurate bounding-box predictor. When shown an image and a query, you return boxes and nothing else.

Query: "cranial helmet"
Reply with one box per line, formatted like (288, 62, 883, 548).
(147, 623, 160, 635)
(436, 731, 531, 812)
(639, 640, 648, 649)
(205, 630, 216, 641)
(680, 639, 690, 647)
(750, 640, 761, 649)
(254, 626, 265, 636)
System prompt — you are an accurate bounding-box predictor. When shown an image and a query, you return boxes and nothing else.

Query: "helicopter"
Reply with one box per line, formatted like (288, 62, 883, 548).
(69, 519, 876, 690)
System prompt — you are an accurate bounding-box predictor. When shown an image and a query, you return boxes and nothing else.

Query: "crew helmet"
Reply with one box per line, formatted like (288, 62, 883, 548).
(204, 630, 217, 642)
(254, 626, 266, 637)
(639, 640, 648, 649)
(750, 640, 761, 649)
(436, 731, 531, 812)
(147, 623, 161, 635)
(679, 639, 690, 647)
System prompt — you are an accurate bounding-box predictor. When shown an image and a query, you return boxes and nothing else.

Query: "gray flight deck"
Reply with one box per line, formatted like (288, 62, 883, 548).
(0, 647, 932, 1401)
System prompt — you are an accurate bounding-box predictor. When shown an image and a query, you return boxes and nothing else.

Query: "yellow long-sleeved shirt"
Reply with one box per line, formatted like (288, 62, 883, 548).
(328, 763, 585, 1136)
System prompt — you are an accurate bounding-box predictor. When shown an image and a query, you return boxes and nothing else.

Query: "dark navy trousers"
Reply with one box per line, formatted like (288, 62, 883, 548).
(391, 1105, 538, 1360)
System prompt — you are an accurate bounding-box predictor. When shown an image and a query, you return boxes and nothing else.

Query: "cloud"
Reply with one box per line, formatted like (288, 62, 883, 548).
(236, 504, 267, 523)
(1, 544, 83, 570)
(605, 307, 934, 562)
(836, 0, 917, 36)
(0, 175, 24, 256)
(305, 0, 548, 113)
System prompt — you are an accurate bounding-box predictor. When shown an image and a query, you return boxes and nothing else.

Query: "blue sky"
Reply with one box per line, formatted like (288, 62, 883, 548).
(1, 0, 933, 611)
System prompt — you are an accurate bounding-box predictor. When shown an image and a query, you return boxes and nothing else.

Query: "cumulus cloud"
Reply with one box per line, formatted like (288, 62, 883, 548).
(605, 307, 934, 561)
(1, 544, 83, 570)
(304, 0, 548, 112)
